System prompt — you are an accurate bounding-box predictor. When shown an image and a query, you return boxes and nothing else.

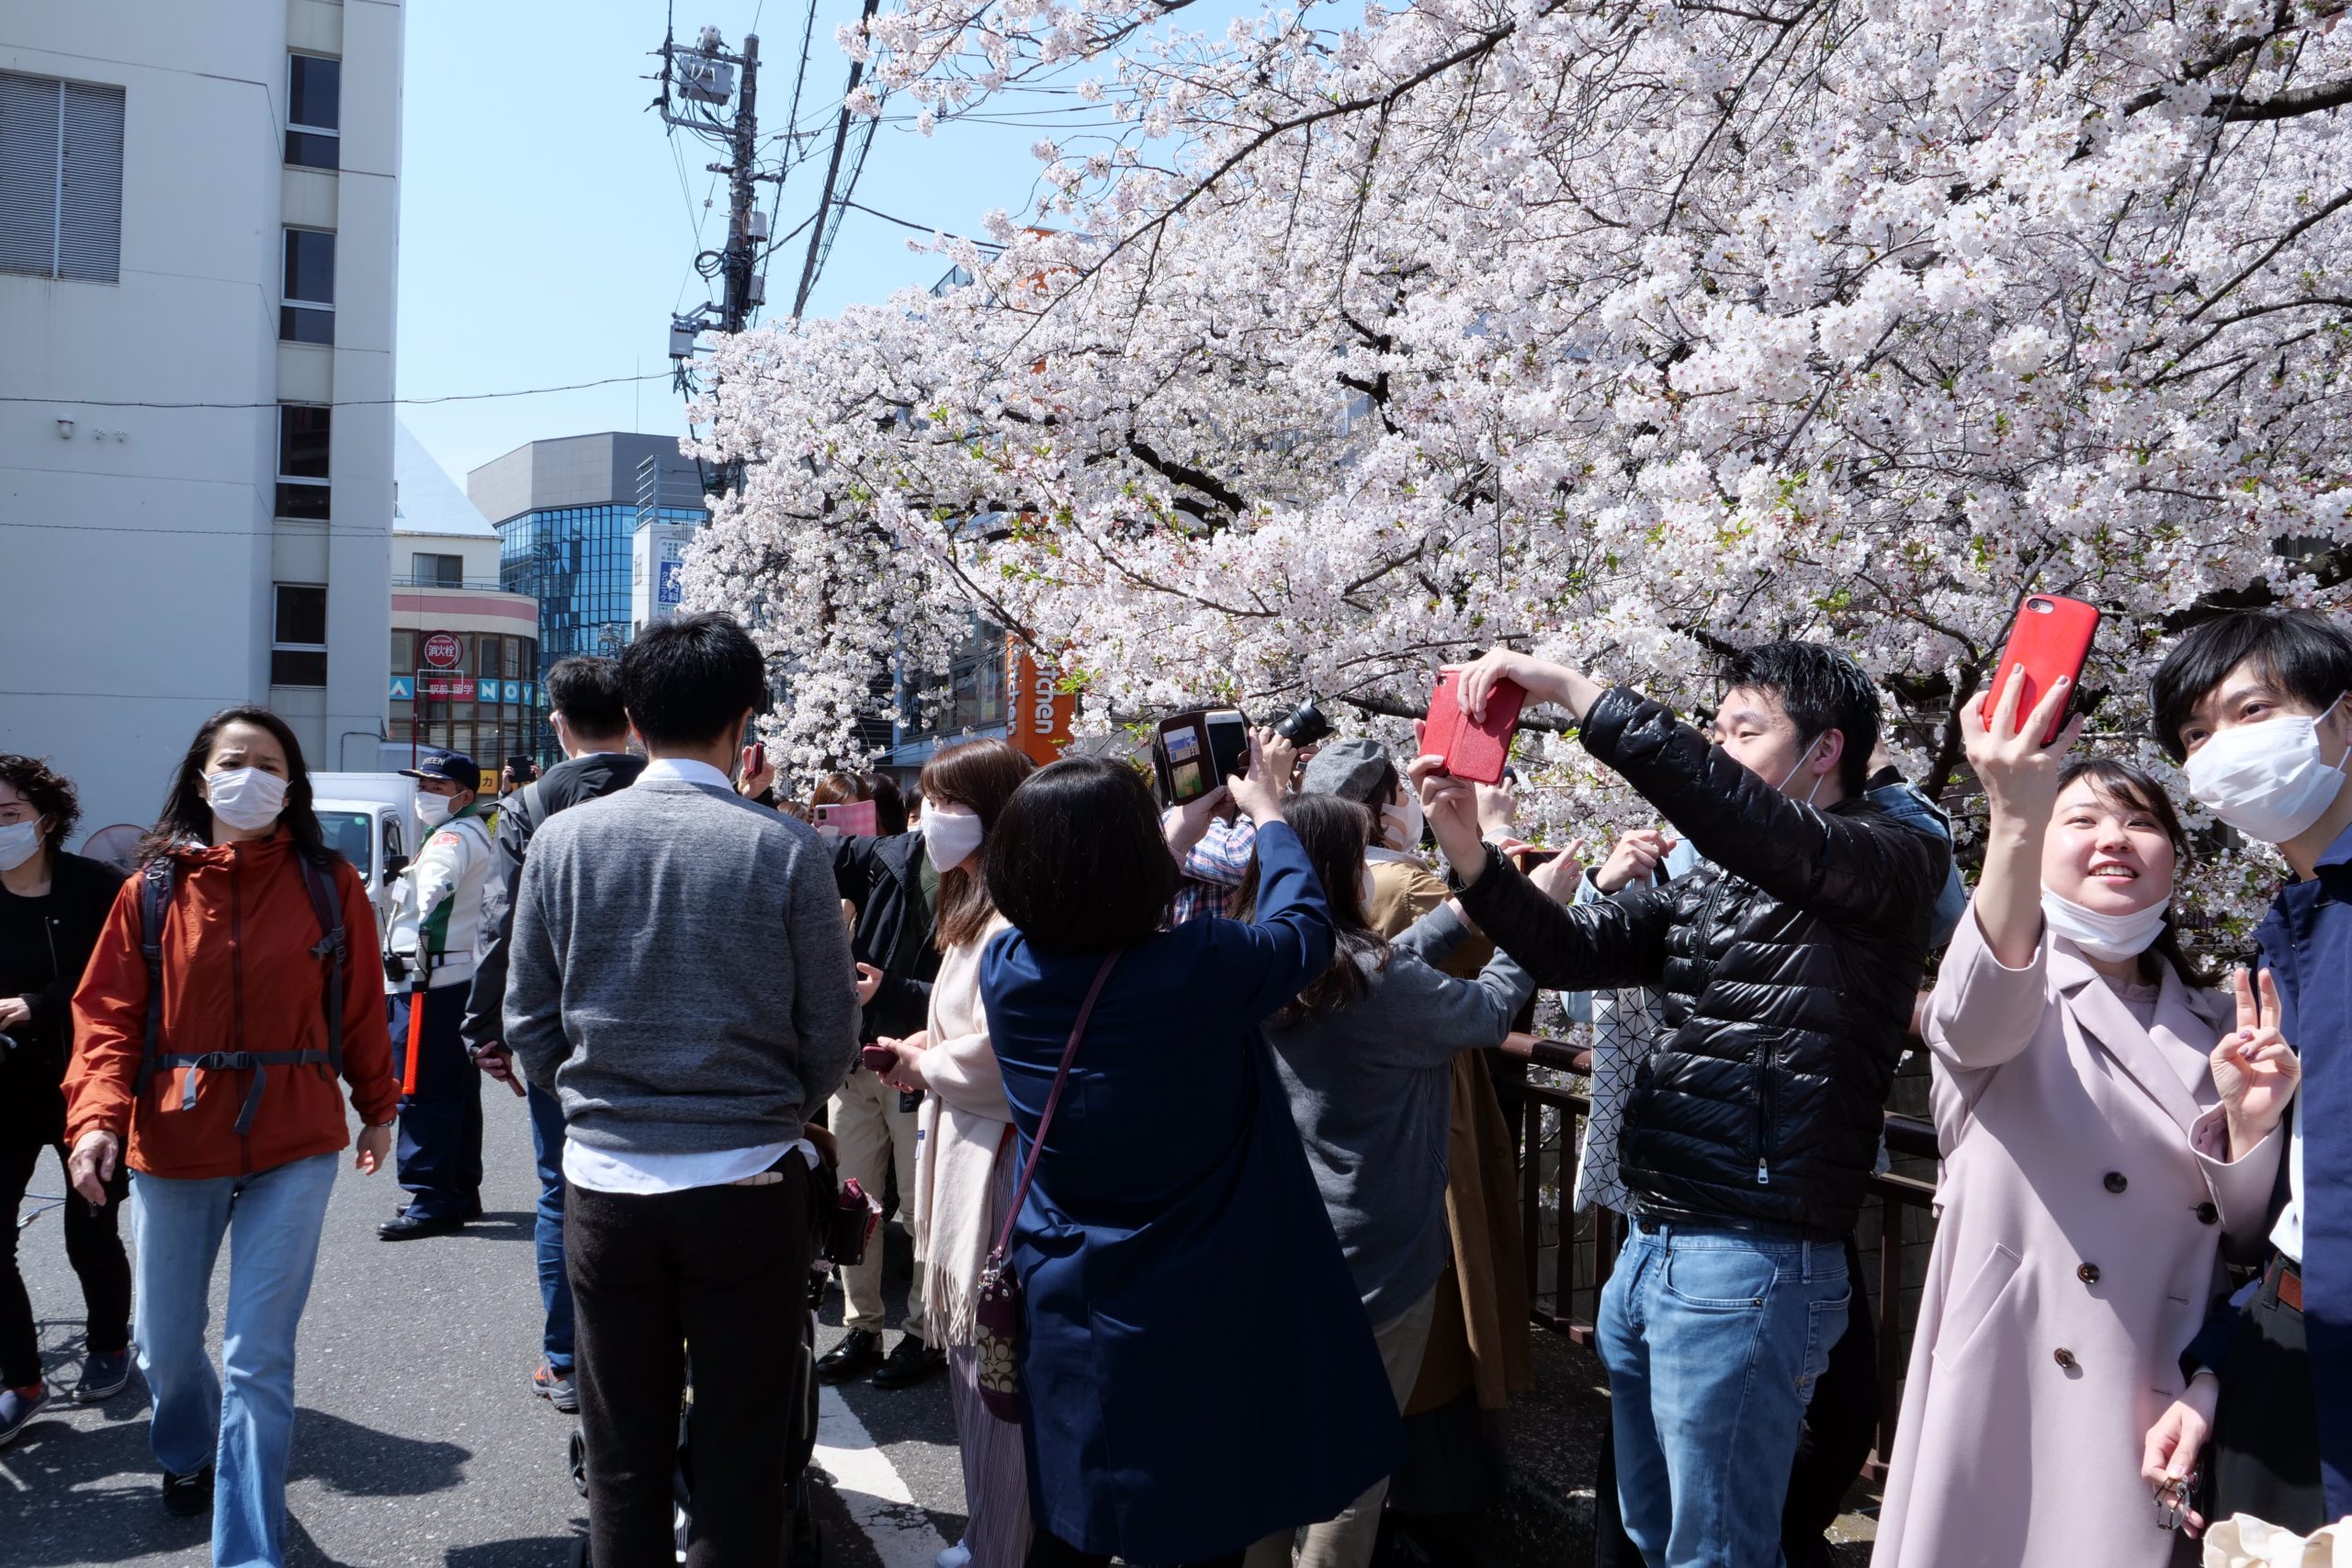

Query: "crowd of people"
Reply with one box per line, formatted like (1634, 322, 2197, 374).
(0, 604, 2345, 1568)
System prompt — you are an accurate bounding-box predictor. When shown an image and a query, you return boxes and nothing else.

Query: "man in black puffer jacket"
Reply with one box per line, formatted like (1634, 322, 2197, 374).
(1416, 640, 1948, 1568)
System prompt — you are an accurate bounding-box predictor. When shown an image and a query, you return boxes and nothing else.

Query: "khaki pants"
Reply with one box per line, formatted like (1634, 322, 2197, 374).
(831, 1067, 927, 1339)
(1243, 1287, 1437, 1568)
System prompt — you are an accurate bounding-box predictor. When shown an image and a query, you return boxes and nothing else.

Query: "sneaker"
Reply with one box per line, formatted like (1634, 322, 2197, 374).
(814, 1328, 884, 1385)
(74, 1349, 134, 1404)
(936, 1543, 974, 1568)
(162, 1462, 214, 1517)
(872, 1332, 946, 1390)
(0, 1383, 51, 1448)
(533, 1360, 581, 1414)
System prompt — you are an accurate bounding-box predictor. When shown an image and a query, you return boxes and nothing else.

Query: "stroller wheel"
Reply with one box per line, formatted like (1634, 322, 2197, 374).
(569, 1427, 589, 1498)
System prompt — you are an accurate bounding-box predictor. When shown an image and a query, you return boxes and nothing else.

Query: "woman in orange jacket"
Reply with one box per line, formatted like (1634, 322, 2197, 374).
(62, 707, 397, 1568)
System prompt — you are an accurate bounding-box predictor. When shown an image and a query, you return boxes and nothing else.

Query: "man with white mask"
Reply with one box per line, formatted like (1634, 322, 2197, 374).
(379, 750, 496, 1240)
(2144, 609, 2352, 1538)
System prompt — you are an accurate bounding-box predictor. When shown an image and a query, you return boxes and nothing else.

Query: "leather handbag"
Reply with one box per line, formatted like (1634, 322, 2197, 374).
(971, 950, 1121, 1423)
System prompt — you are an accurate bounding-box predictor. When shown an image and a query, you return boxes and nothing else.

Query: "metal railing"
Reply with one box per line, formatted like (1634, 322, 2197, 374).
(391, 575, 511, 592)
(1502, 1034, 1939, 1476)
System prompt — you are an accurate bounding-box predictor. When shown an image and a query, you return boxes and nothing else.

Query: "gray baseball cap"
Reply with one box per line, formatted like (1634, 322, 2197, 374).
(1297, 736, 1395, 805)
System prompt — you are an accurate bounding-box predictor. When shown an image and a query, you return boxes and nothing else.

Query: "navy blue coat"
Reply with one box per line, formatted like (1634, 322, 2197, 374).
(981, 820, 1405, 1563)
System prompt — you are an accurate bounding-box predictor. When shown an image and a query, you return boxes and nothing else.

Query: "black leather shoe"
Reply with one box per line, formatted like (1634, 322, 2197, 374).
(162, 1463, 214, 1517)
(378, 1209, 468, 1241)
(871, 1333, 946, 1390)
(814, 1329, 884, 1385)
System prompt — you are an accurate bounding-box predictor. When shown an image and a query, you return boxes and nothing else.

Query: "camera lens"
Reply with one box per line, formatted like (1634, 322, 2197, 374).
(1273, 700, 1332, 749)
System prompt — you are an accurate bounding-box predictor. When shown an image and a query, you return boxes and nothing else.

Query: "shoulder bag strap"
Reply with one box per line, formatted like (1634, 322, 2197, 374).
(991, 950, 1122, 1258)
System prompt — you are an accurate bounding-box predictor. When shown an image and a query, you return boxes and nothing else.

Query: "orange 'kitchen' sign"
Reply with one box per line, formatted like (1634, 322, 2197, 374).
(1005, 637, 1075, 763)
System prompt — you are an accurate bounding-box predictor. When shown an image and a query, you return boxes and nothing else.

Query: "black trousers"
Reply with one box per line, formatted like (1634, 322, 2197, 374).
(2211, 1261, 2325, 1535)
(389, 984, 482, 1213)
(1023, 1529, 1242, 1568)
(1594, 1235, 1879, 1568)
(0, 1133, 130, 1388)
(567, 1170, 813, 1568)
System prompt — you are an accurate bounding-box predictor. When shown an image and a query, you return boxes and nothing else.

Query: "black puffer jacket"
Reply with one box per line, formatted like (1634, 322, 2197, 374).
(1456, 686, 1949, 1237)
(832, 830, 938, 1044)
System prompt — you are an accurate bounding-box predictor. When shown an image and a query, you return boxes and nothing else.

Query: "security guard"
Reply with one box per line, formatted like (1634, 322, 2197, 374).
(380, 750, 496, 1240)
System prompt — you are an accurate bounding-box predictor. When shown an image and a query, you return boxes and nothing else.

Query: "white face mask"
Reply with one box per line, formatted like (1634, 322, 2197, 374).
(1381, 796, 1423, 851)
(205, 768, 288, 833)
(2184, 694, 2350, 844)
(416, 792, 455, 830)
(922, 803, 985, 873)
(2041, 888, 2171, 963)
(1358, 864, 1378, 908)
(1778, 735, 1826, 805)
(0, 819, 41, 873)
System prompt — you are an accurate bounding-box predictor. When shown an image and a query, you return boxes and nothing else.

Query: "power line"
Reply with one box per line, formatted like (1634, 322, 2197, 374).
(6, 371, 673, 410)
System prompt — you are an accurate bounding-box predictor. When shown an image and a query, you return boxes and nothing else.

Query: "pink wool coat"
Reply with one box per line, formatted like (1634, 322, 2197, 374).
(1871, 911, 2282, 1568)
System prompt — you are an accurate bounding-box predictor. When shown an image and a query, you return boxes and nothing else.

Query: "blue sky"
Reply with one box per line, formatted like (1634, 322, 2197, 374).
(395, 0, 1089, 487)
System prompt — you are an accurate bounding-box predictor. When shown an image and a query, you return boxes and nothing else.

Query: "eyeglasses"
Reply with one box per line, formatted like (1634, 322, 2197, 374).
(2153, 1475, 2195, 1532)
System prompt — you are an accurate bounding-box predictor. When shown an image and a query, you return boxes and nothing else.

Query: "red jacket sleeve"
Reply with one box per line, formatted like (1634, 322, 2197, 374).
(62, 876, 151, 1148)
(334, 863, 399, 1126)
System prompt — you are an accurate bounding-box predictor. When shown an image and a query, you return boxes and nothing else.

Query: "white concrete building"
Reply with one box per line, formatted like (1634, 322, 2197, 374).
(0, 0, 402, 850)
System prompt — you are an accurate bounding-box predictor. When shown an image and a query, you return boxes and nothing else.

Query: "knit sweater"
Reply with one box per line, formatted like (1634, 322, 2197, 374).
(503, 774, 861, 1155)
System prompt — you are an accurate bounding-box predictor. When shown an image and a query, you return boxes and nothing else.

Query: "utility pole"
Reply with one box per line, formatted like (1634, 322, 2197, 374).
(720, 34, 760, 333)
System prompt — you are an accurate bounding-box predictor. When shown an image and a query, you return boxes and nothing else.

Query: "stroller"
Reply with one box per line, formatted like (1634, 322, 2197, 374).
(566, 1138, 882, 1568)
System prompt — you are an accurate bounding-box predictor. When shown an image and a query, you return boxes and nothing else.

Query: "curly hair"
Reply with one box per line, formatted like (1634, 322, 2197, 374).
(0, 754, 82, 853)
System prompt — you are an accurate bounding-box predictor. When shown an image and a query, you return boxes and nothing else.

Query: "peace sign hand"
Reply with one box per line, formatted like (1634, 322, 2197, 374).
(2211, 967, 2301, 1159)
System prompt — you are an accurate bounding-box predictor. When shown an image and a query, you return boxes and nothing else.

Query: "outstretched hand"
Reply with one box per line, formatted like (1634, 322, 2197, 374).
(2212, 967, 2301, 1158)
(1962, 664, 2084, 818)
(1408, 719, 1490, 884)
(1227, 729, 1292, 826)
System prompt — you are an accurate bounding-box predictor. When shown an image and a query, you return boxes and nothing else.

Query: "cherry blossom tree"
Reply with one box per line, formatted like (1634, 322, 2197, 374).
(679, 0, 2352, 925)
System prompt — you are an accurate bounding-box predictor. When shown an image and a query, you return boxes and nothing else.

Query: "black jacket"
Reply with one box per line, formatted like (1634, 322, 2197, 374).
(463, 751, 648, 1050)
(0, 851, 128, 1143)
(1455, 686, 1949, 1237)
(832, 830, 938, 1044)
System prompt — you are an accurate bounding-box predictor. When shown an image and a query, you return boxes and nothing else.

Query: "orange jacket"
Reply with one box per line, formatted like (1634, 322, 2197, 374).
(65, 831, 398, 1179)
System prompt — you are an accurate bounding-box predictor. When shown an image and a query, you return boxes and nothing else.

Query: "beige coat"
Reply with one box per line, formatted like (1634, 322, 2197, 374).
(912, 914, 1013, 1348)
(1871, 910, 2283, 1568)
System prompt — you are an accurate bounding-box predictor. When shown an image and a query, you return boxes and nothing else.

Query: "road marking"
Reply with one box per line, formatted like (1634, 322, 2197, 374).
(814, 1385, 952, 1568)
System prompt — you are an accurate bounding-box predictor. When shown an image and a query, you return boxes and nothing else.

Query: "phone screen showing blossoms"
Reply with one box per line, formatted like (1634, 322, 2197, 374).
(1166, 727, 1204, 800)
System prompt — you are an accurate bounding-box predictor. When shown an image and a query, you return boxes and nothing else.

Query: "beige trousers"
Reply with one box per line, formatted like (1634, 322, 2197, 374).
(1242, 1286, 1438, 1568)
(831, 1067, 927, 1338)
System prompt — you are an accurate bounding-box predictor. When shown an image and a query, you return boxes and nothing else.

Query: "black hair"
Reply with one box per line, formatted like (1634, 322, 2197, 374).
(136, 706, 327, 865)
(2149, 610, 2352, 761)
(618, 613, 767, 749)
(546, 656, 628, 739)
(920, 739, 1036, 948)
(861, 771, 910, 837)
(984, 755, 1177, 955)
(2056, 758, 2213, 987)
(0, 754, 81, 853)
(1237, 793, 1386, 1022)
(1722, 639, 1880, 797)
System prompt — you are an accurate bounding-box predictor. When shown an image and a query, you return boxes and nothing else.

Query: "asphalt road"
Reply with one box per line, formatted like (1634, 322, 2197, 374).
(6, 1094, 968, 1567)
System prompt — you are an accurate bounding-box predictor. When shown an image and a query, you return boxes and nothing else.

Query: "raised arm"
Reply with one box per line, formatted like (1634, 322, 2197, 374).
(1202, 730, 1331, 1022)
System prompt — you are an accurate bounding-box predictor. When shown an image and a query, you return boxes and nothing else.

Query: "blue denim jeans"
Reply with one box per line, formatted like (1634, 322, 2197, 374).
(1596, 1220, 1850, 1568)
(130, 1151, 338, 1568)
(526, 1081, 575, 1374)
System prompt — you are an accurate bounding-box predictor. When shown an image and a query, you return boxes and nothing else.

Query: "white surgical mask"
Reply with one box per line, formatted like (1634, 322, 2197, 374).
(416, 793, 454, 830)
(0, 819, 41, 872)
(1779, 736, 1826, 806)
(205, 768, 288, 833)
(1381, 796, 1424, 851)
(923, 803, 985, 873)
(2041, 888, 2170, 963)
(2184, 695, 2350, 844)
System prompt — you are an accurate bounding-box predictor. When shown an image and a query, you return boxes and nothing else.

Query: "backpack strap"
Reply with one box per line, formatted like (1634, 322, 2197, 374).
(131, 858, 177, 1100)
(295, 853, 347, 1079)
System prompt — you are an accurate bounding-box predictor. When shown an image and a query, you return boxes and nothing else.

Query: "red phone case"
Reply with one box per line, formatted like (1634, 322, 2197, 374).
(1424, 669, 1527, 785)
(1983, 594, 2101, 745)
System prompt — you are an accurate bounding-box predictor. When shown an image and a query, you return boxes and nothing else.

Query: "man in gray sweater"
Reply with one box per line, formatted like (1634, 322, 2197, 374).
(504, 612, 858, 1568)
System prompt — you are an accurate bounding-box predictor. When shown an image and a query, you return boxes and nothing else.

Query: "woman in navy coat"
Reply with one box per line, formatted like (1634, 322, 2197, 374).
(979, 742, 1404, 1568)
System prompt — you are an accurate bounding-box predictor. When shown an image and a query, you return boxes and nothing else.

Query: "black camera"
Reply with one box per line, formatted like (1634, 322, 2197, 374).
(1271, 699, 1332, 749)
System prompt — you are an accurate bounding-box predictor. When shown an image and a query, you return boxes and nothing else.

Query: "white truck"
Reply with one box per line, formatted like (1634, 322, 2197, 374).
(309, 773, 419, 944)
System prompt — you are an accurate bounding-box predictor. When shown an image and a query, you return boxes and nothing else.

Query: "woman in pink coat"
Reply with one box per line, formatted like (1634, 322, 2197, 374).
(1871, 676, 2285, 1568)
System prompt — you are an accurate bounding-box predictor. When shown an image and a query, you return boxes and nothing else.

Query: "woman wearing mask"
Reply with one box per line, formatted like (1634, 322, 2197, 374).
(62, 708, 397, 1566)
(0, 756, 131, 1444)
(980, 740, 1401, 1568)
(1241, 794, 1568, 1568)
(1871, 677, 2284, 1568)
(866, 739, 1038, 1568)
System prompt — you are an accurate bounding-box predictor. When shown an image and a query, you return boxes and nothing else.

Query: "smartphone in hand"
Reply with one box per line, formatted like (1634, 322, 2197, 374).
(1983, 594, 2101, 745)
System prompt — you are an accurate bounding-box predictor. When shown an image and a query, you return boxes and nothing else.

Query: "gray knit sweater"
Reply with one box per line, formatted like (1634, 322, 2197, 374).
(504, 774, 861, 1156)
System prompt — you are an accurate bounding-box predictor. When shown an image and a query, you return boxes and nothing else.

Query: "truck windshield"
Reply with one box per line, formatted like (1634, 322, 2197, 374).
(318, 810, 372, 870)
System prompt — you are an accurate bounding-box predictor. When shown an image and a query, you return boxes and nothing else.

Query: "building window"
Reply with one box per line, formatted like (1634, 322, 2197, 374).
(277, 404, 331, 520)
(280, 228, 334, 344)
(411, 552, 462, 586)
(285, 54, 339, 170)
(0, 72, 124, 283)
(271, 584, 328, 686)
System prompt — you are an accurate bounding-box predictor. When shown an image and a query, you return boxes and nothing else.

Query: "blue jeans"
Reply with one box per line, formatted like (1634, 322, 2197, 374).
(130, 1151, 337, 1568)
(526, 1081, 574, 1373)
(1596, 1221, 1850, 1568)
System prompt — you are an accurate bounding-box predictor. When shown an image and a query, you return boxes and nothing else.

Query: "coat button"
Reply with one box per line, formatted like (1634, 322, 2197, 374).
(2197, 1201, 2219, 1225)
(2104, 1171, 2128, 1193)
(2053, 1348, 2078, 1371)
(2077, 1263, 2100, 1285)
